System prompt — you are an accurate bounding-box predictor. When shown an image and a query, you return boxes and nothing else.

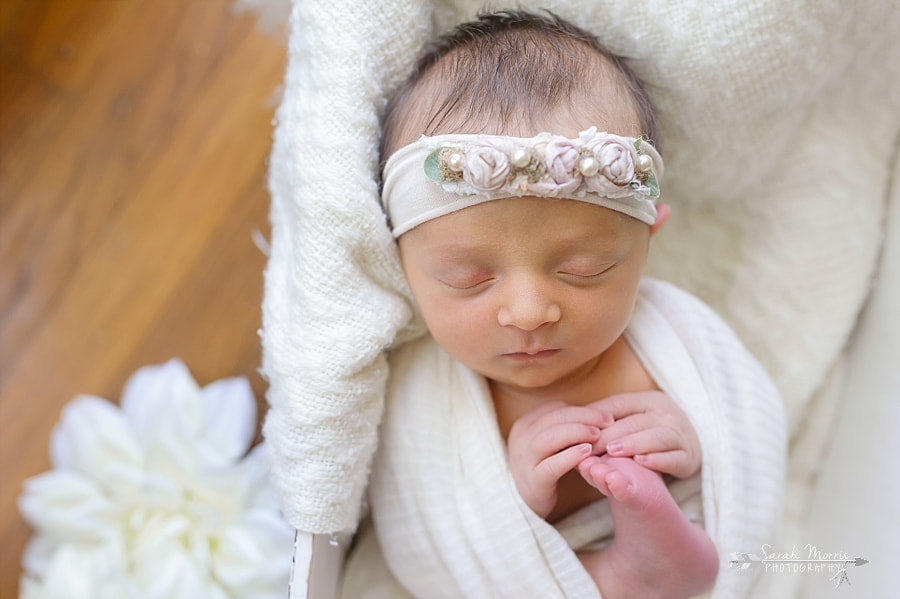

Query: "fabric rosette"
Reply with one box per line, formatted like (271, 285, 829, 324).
(425, 127, 658, 201)
(402, 127, 661, 234)
(578, 128, 639, 196)
(461, 140, 511, 191)
(531, 138, 583, 196)
(17, 359, 294, 599)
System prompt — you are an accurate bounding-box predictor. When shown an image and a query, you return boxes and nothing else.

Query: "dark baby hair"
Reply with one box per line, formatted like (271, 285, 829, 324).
(380, 9, 660, 161)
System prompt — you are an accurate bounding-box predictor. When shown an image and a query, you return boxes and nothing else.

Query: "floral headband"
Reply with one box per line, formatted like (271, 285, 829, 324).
(380, 126, 663, 237)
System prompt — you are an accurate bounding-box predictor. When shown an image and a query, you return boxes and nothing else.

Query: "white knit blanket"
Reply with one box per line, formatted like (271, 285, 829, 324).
(337, 279, 784, 598)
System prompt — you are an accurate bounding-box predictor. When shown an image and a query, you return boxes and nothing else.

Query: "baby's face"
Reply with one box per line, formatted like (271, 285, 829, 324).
(399, 196, 649, 392)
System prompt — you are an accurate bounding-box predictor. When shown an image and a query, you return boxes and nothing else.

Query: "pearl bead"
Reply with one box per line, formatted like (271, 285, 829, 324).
(578, 156, 599, 177)
(446, 151, 464, 172)
(637, 153, 653, 172)
(511, 148, 530, 168)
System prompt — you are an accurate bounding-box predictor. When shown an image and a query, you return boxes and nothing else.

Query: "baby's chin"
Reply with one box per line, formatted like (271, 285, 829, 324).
(481, 362, 588, 396)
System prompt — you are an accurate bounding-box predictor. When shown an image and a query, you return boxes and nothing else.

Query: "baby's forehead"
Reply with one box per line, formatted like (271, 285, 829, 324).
(401, 196, 643, 250)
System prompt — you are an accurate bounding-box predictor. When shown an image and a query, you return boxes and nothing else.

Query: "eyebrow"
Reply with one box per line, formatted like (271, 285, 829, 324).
(428, 244, 491, 264)
(547, 228, 633, 254)
(423, 231, 499, 259)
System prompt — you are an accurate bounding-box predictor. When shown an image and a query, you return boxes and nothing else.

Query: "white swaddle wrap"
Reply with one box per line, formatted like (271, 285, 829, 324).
(341, 279, 785, 598)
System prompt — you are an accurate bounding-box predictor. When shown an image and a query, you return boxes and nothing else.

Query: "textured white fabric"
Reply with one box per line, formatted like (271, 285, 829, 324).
(800, 149, 900, 598)
(342, 279, 784, 598)
(260, 0, 900, 548)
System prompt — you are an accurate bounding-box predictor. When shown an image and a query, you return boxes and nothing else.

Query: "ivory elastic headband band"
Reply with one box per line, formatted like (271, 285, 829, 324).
(381, 126, 663, 237)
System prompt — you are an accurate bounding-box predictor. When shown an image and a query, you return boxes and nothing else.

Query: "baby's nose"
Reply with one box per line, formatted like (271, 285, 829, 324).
(496, 281, 561, 331)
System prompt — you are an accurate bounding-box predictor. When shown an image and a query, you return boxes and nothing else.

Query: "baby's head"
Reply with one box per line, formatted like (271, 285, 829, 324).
(380, 10, 665, 237)
(380, 9, 659, 159)
(380, 11, 666, 390)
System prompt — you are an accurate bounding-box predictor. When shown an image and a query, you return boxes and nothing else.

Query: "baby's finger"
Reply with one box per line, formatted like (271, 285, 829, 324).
(634, 450, 694, 478)
(592, 413, 658, 450)
(515, 400, 569, 428)
(604, 426, 681, 457)
(534, 443, 593, 489)
(534, 404, 613, 431)
(587, 391, 660, 419)
(527, 423, 603, 463)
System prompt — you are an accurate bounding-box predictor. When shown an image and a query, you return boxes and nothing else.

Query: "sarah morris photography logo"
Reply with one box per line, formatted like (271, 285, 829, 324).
(729, 544, 868, 588)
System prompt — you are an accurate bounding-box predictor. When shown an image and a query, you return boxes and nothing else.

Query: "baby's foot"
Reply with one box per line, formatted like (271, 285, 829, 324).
(576, 456, 719, 599)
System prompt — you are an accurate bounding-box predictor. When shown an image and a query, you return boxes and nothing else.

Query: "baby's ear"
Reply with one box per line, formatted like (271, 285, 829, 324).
(649, 204, 670, 237)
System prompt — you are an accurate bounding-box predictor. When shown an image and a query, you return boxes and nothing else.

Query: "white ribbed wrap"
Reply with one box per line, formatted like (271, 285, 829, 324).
(339, 279, 784, 598)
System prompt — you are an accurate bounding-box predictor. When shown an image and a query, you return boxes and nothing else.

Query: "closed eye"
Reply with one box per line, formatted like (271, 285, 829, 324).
(437, 268, 496, 290)
(439, 277, 495, 290)
(557, 263, 615, 282)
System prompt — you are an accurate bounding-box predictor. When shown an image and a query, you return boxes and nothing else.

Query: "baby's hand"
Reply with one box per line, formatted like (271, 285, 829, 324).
(589, 391, 701, 479)
(507, 401, 613, 519)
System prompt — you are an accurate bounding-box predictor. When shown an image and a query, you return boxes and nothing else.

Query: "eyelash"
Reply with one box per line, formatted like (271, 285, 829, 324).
(558, 264, 614, 281)
(439, 268, 612, 291)
(440, 277, 495, 291)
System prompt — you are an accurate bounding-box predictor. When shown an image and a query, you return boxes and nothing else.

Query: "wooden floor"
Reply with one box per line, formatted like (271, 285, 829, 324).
(0, 1, 286, 594)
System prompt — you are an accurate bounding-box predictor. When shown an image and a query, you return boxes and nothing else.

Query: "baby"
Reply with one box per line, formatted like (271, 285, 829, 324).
(375, 10, 719, 599)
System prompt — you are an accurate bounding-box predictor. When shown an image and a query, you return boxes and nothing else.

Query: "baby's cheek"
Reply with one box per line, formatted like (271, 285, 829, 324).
(428, 309, 490, 359)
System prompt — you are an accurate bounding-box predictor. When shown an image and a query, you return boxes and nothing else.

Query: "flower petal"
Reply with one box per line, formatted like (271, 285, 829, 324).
(211, 507, 293, 596)
(19, 470, 118, 541)
(121, 359, 204, 449)
(21, 534, 56, 578)
(131, 539, 213, 599)
(197, 375, 257, 468)
(193, 443, 276, 517)
(50, 396, 142, 477)
(235, 443, 279, 509)
(142, 432, 199, 492)
(20, 541, 132, 599)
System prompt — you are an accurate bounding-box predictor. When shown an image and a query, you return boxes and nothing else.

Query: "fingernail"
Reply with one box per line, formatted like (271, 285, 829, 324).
(607, 441, 623, 455)
(589, 426, 601, 437)
(579, 443, 593, 454)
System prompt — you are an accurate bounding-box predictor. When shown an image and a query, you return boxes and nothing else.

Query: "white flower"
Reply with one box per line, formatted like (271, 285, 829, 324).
(18, 359, 294, 599)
